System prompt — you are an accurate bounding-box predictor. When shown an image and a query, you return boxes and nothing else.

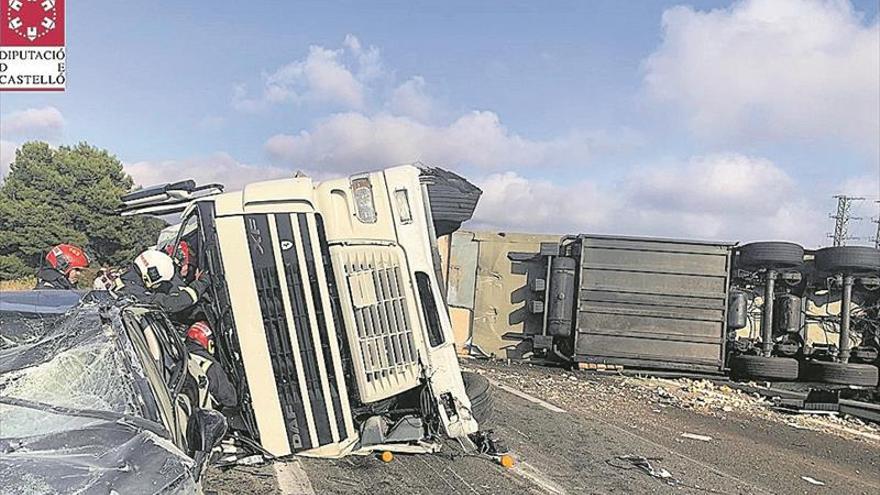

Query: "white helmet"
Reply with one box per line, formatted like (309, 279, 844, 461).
(134, 249, 175, 288)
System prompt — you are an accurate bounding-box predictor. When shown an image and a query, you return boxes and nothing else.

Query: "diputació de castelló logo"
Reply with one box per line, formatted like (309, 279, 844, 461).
(0, 0, 66, 91)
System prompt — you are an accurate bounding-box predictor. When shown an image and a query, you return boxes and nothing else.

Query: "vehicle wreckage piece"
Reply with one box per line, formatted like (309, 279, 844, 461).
(722, 242, 810, 381)
(803, 246, 880, 385)
(0, 298, 221, 493)
(736, 242, 806, 359)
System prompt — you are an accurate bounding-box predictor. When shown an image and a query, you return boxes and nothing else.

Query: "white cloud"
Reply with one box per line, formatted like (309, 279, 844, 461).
(125, 152, 290, 191)
(644, 0, 880, 150)
(265, 111, 598, 173)
(1, 140, 17, 181)
(470, 172, 618, 233)
(233, 35, 383, 112)
(0, 106, 66, 183)
(0, 106, 64, 139)
(624, 153, 823, 243)
(629, 154, 794, 216)
(389, 76, 434, 121)
(343, 34, 383, 81)
(837, 173, 880, 200)
(469, 153, 828, 247)
(243, 34, 629, 174)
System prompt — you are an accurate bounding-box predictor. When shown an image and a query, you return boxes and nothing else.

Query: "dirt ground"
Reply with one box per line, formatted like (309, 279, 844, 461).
(204, 359, 880, 495)
(0, 278, 36, 291)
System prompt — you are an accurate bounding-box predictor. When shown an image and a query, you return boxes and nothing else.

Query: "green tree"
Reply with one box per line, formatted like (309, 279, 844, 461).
(0, 141, 166, 280)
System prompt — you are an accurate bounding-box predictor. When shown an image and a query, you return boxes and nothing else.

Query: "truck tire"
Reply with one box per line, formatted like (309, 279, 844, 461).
(462, 371, 494, 423)
(729, 355, 799, 381)
(802, 361, 879, 387)
(737, 242, 805, 269)
(814, 246, 880, 274)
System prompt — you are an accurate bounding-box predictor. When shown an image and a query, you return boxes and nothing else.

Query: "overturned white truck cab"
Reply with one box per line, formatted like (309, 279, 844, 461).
(121, 165, 485, 458)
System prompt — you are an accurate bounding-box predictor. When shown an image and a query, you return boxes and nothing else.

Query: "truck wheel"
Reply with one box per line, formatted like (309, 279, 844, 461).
(729, 355, 799, 381)
(802, 361, 879, 387)
(462, 372, 494, 423)
(737, 242, 805, 269)
(814, 246, 880, 274)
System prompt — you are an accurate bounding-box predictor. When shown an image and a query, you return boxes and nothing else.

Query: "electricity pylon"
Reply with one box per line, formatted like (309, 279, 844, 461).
(829, 195, 864, 247)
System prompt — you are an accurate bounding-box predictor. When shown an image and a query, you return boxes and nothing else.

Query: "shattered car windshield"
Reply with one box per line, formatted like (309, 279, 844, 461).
(0, 301, 147, 439)
(0, 297, 199, 495)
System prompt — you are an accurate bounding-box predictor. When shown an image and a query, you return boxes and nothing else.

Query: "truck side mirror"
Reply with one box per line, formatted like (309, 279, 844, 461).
(186, 408, 228, 479)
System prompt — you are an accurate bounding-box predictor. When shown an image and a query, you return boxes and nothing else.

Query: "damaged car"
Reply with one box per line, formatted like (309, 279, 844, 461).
(0, 292, 226, 494)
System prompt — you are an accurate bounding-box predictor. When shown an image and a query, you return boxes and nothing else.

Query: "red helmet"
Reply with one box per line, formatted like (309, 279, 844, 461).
(164, 240, 191, 269)
(186, 321, 214, 353)
(46, 244, 90, 275)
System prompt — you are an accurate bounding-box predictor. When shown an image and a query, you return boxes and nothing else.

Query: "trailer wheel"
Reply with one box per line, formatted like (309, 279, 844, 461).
(802, 361, 879, 387)
(462, 372, 494, 423)
(814, 246, 880, 274)
(729, 355, 799, 381)
(737, 242, 805, 269)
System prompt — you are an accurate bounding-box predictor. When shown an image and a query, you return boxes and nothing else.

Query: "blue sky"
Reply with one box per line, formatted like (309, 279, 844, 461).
(1, 0, 878, 247)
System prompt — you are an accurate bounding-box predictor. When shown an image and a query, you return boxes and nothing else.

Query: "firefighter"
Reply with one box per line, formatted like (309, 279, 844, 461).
(164, 240, 194, 282)
(113, 249, 209, 314)
(92, 267, 117, 291)
(182, 321, 237, 410)
(35, 244, 90, 290)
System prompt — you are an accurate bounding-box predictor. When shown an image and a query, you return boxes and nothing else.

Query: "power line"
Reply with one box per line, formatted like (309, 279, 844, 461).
(828, 195, 865, 247)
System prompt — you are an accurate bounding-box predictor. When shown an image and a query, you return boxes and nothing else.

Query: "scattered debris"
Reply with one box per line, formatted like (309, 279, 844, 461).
(465, 362, 880, 445)
(680, 433, 713, 442)
(775, 390, 841, 416)
(801, 476, 826, 486)
(609, 455, 678, 486)
(577, 362, 623, 371)
(777, 407, 838, 416)
(236, 455, 266, 466)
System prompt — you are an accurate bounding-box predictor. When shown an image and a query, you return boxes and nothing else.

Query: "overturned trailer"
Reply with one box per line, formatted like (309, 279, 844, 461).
(444, 231, 880, 384)
(515, 235, 735, 375)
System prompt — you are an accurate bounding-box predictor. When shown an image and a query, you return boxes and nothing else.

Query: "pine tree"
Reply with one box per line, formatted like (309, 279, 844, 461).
(0, 141, 166, 280)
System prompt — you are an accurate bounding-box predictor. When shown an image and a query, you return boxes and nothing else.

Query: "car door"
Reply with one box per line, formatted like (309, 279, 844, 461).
(121, 307, 189, 448)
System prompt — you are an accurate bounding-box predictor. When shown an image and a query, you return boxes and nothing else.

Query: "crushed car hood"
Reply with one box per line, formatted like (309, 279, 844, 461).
(0, 290, 85, 315)
(0, 294, 198, 494)
(0, 421, 198, 495)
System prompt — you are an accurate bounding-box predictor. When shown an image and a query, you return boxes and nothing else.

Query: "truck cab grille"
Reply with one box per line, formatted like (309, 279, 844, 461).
(334, 246, 421, 403)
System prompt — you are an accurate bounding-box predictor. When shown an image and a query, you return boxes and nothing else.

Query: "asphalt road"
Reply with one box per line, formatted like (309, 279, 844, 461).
(205, 360, 880, 495)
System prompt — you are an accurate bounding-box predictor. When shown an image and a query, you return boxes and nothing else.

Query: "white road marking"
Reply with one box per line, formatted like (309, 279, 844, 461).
(274, 459, 316, 495)
(511, 461, 568, 495)
(801, 476, 825, 486)
(680, 432, 713, 442)
(489, 380, 567, 413)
